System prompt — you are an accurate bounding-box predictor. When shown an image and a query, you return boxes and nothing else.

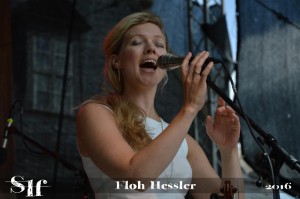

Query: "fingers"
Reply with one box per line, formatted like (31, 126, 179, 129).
(215, 97, 239, 120)
(181, 51, 214, 111)
(217, 106, 234, 117)
(199, 61, 213, 85)
(181, 52, 192, 77)
(231, 113, 240, 124)
(180, 51, 214, 82)
(186, 52, 202, 84)
(182, 51, 205, 86)
(216, 97, 228, 116)
(190, 51, 207, 74)
(191, 51, 213, 84)
(217, 97, 225, 108)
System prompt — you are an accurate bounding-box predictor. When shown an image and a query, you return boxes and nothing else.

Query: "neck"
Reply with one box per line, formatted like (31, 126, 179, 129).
(122, 87, 159, 120)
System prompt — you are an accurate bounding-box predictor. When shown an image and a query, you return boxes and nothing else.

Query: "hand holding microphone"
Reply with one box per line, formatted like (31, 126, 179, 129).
(140, 51, 219, 114)
(156, 53, 222, 72)
(179, 51, 215, 115)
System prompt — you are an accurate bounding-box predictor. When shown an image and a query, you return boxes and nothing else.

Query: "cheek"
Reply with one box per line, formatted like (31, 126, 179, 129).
(159, 48, 167, 55)
(120, 47, 139, 60)
(124, 50, 137, 59)
(157, 46, 167, 54)
(120, 53, 136, 67)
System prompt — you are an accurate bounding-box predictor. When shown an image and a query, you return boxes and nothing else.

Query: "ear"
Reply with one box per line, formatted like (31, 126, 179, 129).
(111, 54, 121, 69)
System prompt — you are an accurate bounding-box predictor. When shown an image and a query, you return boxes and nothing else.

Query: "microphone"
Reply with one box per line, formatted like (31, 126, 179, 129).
(157, 53, 222, 71)
(0, 117, 14, 165)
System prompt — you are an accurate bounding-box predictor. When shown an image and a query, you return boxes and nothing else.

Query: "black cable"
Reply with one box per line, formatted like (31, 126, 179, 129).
(219, 62, 277, 199)
(12, 100, 47, 155)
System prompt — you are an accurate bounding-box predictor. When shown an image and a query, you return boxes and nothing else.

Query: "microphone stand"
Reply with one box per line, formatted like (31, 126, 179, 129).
(206, 76, 300, 198)
(6, 125, 92, 199)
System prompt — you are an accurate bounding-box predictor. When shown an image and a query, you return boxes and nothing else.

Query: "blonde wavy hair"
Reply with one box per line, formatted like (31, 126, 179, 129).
(86, 12, 170, 151)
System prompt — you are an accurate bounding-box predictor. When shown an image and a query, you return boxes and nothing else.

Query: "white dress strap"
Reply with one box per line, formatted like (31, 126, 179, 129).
(98, 104, 115, 115)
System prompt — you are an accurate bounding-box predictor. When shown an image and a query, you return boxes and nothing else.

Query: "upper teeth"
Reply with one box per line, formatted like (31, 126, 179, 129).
(143, 59, 156, 64)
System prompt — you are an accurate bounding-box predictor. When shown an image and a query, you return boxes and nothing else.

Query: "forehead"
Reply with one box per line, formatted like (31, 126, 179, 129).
(124, 23, 165, 39)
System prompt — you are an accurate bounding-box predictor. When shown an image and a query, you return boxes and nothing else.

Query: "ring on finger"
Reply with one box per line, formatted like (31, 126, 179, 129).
(194, 70, 201, 75)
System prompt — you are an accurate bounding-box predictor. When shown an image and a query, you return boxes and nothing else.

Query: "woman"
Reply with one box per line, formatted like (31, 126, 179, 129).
(76, 12, 244, 199)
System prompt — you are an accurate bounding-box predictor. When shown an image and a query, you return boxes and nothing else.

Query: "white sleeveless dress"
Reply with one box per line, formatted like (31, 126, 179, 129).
(80, 114, 192, 199)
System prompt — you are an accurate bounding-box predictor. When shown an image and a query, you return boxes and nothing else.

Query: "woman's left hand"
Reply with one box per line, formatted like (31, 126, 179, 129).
(205, 97, 241, 150)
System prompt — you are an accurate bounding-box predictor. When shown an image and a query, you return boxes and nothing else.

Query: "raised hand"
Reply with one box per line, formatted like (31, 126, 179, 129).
(205, 97, 241, 150)
(180, 51, 214, 115)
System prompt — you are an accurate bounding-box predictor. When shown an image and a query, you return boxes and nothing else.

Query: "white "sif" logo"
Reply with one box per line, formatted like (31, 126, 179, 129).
(6, 176, 50, 197)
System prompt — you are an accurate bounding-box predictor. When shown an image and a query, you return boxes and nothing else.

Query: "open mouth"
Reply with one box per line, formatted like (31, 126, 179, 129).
(139, 60, 158, 69)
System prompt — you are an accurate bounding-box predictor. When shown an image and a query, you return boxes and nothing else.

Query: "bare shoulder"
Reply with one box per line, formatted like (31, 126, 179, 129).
(77, 102, 118, 127)
(77, 102, 114, 118)
(76, 102, 119, 155)
(76, 102, 135, 178)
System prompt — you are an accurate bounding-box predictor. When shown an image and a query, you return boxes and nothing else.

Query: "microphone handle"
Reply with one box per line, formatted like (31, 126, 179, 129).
(188, 56, 218, 73)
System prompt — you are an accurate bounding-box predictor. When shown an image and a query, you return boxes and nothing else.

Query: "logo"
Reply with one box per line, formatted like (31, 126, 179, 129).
(6, 176, 50, 197)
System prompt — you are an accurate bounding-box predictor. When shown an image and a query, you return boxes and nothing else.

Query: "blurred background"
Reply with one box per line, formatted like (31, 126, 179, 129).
(1, 0, 299, 198)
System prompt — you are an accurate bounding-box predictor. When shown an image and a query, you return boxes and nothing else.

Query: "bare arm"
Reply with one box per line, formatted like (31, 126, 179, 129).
(186, 134, 221, 199)
(206, 98, 244, 198)
(77, 102, 195, 182)
(188, 97, 244, 199)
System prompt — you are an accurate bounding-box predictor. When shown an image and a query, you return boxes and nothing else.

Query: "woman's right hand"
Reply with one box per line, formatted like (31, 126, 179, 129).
(180, 51, 214, 115)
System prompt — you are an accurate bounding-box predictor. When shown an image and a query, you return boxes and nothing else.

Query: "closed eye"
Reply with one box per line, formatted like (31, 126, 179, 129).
(155, 43, 165, 48)
(131, 41, 142, 45)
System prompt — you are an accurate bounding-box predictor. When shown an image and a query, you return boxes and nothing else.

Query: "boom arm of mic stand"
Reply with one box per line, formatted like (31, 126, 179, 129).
(206, 76, 300, 173)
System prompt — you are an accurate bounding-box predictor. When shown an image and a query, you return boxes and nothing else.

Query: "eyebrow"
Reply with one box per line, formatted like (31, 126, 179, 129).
(127, 33, 166, 41)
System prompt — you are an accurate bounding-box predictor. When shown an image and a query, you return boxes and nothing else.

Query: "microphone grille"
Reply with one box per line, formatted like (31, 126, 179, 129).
(157, 53, 182, 70)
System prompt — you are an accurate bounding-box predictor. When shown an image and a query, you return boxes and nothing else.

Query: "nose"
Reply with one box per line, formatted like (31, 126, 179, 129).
(144, 42, 157, 55)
